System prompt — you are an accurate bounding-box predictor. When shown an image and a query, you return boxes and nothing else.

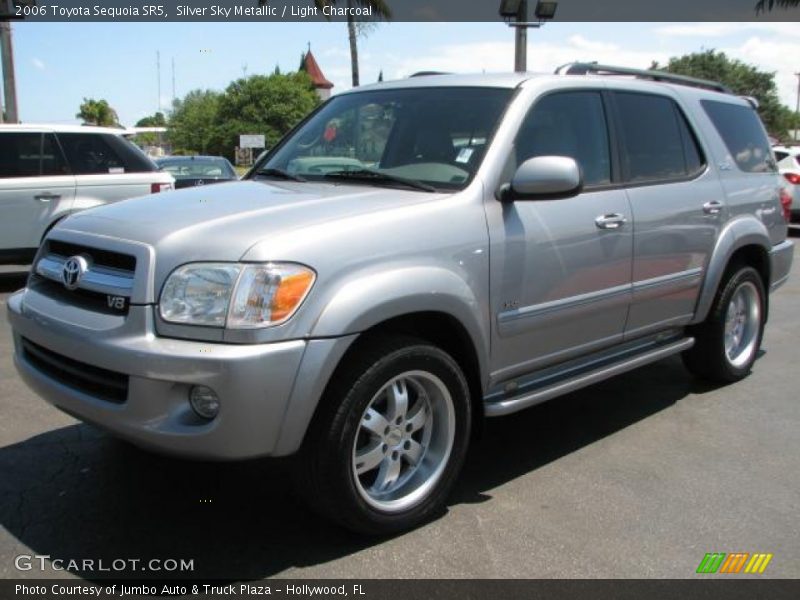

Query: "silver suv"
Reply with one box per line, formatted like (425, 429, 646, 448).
(7, 65, 794, 534)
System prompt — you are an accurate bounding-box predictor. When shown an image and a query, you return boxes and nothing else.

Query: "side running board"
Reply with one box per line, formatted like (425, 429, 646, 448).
(484, 337, 695, 417)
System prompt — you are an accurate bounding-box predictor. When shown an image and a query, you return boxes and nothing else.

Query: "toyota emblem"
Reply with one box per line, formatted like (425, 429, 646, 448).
(62, 255, 89, 290)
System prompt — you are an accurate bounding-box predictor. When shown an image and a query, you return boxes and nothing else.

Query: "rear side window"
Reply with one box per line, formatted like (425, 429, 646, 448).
(0, 133, 44, 178)
(516, 91, 612, 187)
(57, 133, 156, 175)
(614, 92, 706, 183)
(41, 134, 69, 176)
(701, 100, 775, 173)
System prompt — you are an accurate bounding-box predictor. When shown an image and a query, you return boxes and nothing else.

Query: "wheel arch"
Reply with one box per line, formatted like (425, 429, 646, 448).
(276, 309, 488, 457)
(692, 216, 772, 325)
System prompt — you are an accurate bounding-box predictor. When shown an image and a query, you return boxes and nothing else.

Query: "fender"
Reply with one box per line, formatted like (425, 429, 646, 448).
(691, 215, 771, 324)
(311, 264, 490, 383)
(270, 265, 490, 455)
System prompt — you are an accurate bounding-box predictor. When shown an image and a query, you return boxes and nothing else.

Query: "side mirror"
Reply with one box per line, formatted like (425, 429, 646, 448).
(501, 156, 583, 201)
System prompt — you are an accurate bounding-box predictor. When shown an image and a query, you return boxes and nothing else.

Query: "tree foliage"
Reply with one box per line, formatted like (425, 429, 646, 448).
(135, 112, 167, 127)
(76, 98, 119, 127)
(168, 72, 320, 159)
(651, 50, 799, 139)
(168, 90, 222, 155)
(755, 0, 800, 12)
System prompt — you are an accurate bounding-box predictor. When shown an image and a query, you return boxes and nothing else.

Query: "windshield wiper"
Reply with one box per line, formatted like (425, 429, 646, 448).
(256, 167, 307, 182)
(324, 169, 436, 193)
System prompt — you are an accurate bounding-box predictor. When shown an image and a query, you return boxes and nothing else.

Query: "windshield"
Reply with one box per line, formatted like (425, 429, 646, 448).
(256, 87, 513, 190)
(158, 158, 236, 179)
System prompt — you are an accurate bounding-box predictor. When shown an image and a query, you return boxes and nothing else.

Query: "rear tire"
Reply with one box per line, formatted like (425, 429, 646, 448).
(683, 265, 765, 383)
(294, 335, 472, 535)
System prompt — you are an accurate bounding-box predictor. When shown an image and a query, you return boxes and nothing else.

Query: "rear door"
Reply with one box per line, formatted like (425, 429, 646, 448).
(0, 132, 76, 257)
(57, 133, 164, 209)
(610, 91, 724, 339)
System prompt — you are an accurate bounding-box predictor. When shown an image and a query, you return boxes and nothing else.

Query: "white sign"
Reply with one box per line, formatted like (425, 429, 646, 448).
(240, 134, 265, 149)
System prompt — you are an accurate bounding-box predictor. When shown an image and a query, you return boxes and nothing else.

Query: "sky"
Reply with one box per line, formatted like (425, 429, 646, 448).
(9, 21, 800, 126)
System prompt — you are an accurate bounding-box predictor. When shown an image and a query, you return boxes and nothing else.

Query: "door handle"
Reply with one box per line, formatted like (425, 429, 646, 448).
(34, 193, 61, 202)
(595, 213, 627, 229)
(703, 200, 723, 214)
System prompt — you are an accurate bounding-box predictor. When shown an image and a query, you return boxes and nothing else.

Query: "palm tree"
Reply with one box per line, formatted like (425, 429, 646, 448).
(76, 98, 119, 126)
(313, 0, 391, 87)
(755, 0, 800, 11)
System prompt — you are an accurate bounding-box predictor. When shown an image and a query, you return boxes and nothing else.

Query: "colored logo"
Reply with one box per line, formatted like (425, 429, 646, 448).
(696, 552, 773, 574)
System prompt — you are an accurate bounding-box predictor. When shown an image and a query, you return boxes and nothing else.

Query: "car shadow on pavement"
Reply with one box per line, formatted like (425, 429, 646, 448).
(0, 354, 708, 581)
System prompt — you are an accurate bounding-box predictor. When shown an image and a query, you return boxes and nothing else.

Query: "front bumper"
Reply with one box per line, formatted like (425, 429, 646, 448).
(769, 239, 794, 292)
(7, 288, 353, 459)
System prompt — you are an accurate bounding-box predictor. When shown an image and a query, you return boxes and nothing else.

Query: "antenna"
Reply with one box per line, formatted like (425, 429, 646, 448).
(242, 63, 248, 78)
(156, 50, 161, 113)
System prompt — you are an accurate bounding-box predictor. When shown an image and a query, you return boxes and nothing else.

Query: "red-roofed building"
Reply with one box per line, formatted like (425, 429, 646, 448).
(300, 49, 334, 101)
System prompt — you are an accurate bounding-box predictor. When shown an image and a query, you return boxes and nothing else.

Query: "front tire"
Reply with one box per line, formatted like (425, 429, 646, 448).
(295, 335, 471, 535)
(683, 265, 765, 383)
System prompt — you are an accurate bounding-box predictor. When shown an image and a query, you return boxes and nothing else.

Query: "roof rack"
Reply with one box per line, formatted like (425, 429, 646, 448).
(409, 71, 450, 78)
(555, 62, 733, 94)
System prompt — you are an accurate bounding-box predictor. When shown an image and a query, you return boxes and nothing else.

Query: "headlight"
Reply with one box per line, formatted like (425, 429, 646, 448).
(159, 262, 315, 328)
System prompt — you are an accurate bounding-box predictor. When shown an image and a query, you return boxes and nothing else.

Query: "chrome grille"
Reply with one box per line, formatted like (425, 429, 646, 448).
(32, 241, 136, 313)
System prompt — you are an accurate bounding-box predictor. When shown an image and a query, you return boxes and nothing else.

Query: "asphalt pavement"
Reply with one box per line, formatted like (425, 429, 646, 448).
(1, 235, 798, 580)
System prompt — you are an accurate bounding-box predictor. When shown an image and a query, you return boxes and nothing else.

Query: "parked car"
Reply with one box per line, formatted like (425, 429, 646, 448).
(0, 124, 174, 265)
(773, 145, 800, 222)
(155, 155, 238, 189)
(7, 65, 793, 535)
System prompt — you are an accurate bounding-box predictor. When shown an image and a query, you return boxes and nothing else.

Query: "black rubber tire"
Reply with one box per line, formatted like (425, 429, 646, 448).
(293, 334, 472, 535)
(682, 265, 766, 383)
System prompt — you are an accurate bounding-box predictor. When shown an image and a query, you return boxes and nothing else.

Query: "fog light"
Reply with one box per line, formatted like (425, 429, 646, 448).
(189, 385, 220, 419)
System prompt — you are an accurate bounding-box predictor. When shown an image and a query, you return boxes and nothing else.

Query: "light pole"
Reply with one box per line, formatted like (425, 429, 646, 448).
(499, 0, 558, 73)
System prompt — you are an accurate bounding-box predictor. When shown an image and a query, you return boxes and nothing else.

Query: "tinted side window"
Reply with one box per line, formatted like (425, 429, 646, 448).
(0, 133, 43, 178)
(614, 92, 704, 183)
(701, 100, 775, 173)
(516, 91, 611, 187)
(57, 133, 155, 175)
(41, 134, 69, 176)
(774, 151, 789, 162)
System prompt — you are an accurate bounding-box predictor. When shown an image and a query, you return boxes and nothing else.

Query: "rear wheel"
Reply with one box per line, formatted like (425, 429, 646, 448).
(683, 265, 765, 383)
(294, 335, 471, 535)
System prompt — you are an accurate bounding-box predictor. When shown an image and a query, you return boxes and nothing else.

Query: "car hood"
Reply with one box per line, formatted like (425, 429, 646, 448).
(60, 179, 442, 274)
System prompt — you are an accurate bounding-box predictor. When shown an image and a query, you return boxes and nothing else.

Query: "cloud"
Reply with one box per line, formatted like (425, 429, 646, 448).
(720, 36, 800, 108)
(387, 38, 669, 81)
(657, 22, 800, 39)
(31, 58, 45, 70)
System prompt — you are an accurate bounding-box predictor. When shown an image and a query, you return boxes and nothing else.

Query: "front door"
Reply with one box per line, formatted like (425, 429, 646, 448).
(486, 90, 633, 385)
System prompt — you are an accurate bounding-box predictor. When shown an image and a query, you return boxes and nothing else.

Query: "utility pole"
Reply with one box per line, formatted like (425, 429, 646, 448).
(0, 18, 19, 122)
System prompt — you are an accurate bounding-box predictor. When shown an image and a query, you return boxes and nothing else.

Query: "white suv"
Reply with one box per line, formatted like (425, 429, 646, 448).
(0, 124, 174, 265)
(774, 145, 800, 222)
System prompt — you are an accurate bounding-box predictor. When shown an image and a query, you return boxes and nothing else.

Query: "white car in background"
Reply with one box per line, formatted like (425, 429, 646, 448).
(0, 124, 174, 265)
(774, 145, 800, 223)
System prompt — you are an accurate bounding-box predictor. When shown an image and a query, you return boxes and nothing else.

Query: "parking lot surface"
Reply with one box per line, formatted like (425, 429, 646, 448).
(1, 238, 798, 580)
